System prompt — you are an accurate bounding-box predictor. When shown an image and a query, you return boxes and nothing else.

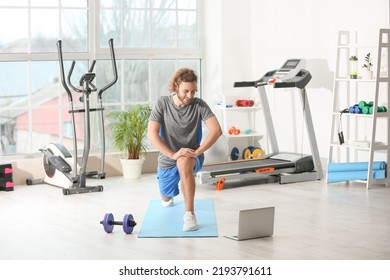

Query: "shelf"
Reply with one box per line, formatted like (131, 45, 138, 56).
(335, 78, 376, 82)
(224, 133, 264, 139)
(215, 94, 265, 161)
(327, 29, 390, 189)
(337, 44, 376, 49)
(330, 142, 387, 151)
(215, 105, 261, 110)
(332, 112, 389, 118)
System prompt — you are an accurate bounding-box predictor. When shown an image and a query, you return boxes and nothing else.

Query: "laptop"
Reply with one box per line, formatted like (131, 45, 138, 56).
(224, 207, 275, 241)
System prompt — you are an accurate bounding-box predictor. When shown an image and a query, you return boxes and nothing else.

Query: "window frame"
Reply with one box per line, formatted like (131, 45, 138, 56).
(0, 0, 204, 158)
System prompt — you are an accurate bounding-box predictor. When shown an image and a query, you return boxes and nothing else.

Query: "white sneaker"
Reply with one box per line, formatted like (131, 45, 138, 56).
(161, 197, 174, 207)
(183, 211, 198, 231)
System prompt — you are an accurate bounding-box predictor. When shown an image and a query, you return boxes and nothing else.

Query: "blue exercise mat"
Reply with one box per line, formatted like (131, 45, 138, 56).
(327, 169, 386, 183)
(138, 199, 218, 238)
(328, 161, 386, 172)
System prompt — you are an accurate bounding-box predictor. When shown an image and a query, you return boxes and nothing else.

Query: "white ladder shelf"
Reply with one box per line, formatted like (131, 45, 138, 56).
(327, 29, 390, 189)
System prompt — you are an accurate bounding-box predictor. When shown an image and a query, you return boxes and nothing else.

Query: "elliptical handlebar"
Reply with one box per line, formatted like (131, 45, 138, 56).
(88, 60, 96, 73)
(56, 40, 73, 102)
(67, 61, 84, 93)
(56, 38, 118, 98)
(98, 38, 118, 99)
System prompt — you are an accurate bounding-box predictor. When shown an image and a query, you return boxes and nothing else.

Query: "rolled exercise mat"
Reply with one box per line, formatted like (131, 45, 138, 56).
(328, 161, 386, 172)
(327, 169, 386, 183)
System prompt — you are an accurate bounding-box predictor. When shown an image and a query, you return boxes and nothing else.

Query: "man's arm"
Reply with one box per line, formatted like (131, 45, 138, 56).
(147, 120, 197, 160)
(195, 116, 222, 156)
(147, 120, 175, 159)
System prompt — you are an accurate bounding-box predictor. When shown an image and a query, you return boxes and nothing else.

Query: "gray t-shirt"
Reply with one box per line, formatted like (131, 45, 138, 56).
(149, 95, 215, 169)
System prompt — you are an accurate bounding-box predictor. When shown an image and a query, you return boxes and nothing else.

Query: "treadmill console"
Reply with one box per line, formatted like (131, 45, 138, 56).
(233, 59, 311, 89)
(272, 59, 303, 81)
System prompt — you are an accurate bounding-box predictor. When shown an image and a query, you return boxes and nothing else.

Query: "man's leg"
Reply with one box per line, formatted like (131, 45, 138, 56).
(177, 156, 206, 231)
(176, 156, 196, 214)
(157, 167, 180, 207)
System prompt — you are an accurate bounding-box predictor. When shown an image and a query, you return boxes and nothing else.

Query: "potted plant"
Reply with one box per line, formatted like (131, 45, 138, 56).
(108, 104, 151, 179)
(362, 52, 374, 80)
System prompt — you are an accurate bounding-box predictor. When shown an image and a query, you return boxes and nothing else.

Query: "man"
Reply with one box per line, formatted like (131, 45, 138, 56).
(147, 68, 222, 231)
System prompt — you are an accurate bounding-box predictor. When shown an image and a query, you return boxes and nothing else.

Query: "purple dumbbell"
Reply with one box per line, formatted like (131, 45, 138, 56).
(100, 213, 137, 234)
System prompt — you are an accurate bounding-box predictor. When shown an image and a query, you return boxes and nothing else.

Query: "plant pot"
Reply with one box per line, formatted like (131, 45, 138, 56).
(362, 70, 373, 80)
(120, 157, 145, 179)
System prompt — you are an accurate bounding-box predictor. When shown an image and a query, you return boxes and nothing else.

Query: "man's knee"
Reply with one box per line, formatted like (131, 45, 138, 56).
(177, 156, 195, 174)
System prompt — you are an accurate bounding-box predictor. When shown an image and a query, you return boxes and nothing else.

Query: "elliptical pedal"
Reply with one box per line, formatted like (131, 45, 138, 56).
(46, 154, 72, 173)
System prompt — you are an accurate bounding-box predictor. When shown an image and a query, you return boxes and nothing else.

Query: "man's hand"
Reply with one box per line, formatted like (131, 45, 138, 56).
(172, 148, 197, 160)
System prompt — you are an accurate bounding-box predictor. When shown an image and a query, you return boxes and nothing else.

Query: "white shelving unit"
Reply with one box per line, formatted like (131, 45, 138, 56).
(214, 94, 266, 160)
(327, 29, 390, 189)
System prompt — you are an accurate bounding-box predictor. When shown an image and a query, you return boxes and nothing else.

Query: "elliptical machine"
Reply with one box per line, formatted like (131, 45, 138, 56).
(26, 39, 118, 195)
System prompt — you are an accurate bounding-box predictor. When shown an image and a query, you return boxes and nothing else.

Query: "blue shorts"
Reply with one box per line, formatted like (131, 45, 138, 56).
(157, 156, 204, 198)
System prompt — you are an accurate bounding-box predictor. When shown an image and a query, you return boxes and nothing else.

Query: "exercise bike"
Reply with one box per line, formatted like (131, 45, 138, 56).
(26, 39, 118, 195)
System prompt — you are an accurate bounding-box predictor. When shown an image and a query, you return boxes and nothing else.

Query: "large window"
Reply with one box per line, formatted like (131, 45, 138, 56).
(0, 0, 201, 157)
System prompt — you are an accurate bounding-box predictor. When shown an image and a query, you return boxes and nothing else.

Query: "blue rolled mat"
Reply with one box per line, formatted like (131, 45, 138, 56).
(328, 161, 386, 172)
(327, 169, 386, 183)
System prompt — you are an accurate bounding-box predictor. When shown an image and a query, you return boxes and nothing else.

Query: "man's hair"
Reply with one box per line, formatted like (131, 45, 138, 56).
(168, 68, 198, 92)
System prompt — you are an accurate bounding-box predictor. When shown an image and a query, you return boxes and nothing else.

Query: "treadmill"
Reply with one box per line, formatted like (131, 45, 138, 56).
(197, 59, 323, 188)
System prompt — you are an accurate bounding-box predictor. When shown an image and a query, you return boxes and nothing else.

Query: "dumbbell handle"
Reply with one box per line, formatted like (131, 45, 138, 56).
(126, 220, 137, 227)
(100, 220, 137, 227)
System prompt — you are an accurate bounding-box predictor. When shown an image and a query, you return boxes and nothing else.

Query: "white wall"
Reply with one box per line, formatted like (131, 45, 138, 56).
(10, 1, 390, 184)
(203, 0, 389, 161)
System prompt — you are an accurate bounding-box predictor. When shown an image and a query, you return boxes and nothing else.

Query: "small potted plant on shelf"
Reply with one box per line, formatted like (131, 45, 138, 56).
(108, 104, 151, 179)
(362, 53, 374, 80)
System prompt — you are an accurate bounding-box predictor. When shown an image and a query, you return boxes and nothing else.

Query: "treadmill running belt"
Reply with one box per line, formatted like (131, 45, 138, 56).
(201, 158, 295, 176)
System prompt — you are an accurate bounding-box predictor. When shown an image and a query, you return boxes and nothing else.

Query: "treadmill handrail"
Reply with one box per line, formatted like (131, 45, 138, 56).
(234, 69, 311, 89)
